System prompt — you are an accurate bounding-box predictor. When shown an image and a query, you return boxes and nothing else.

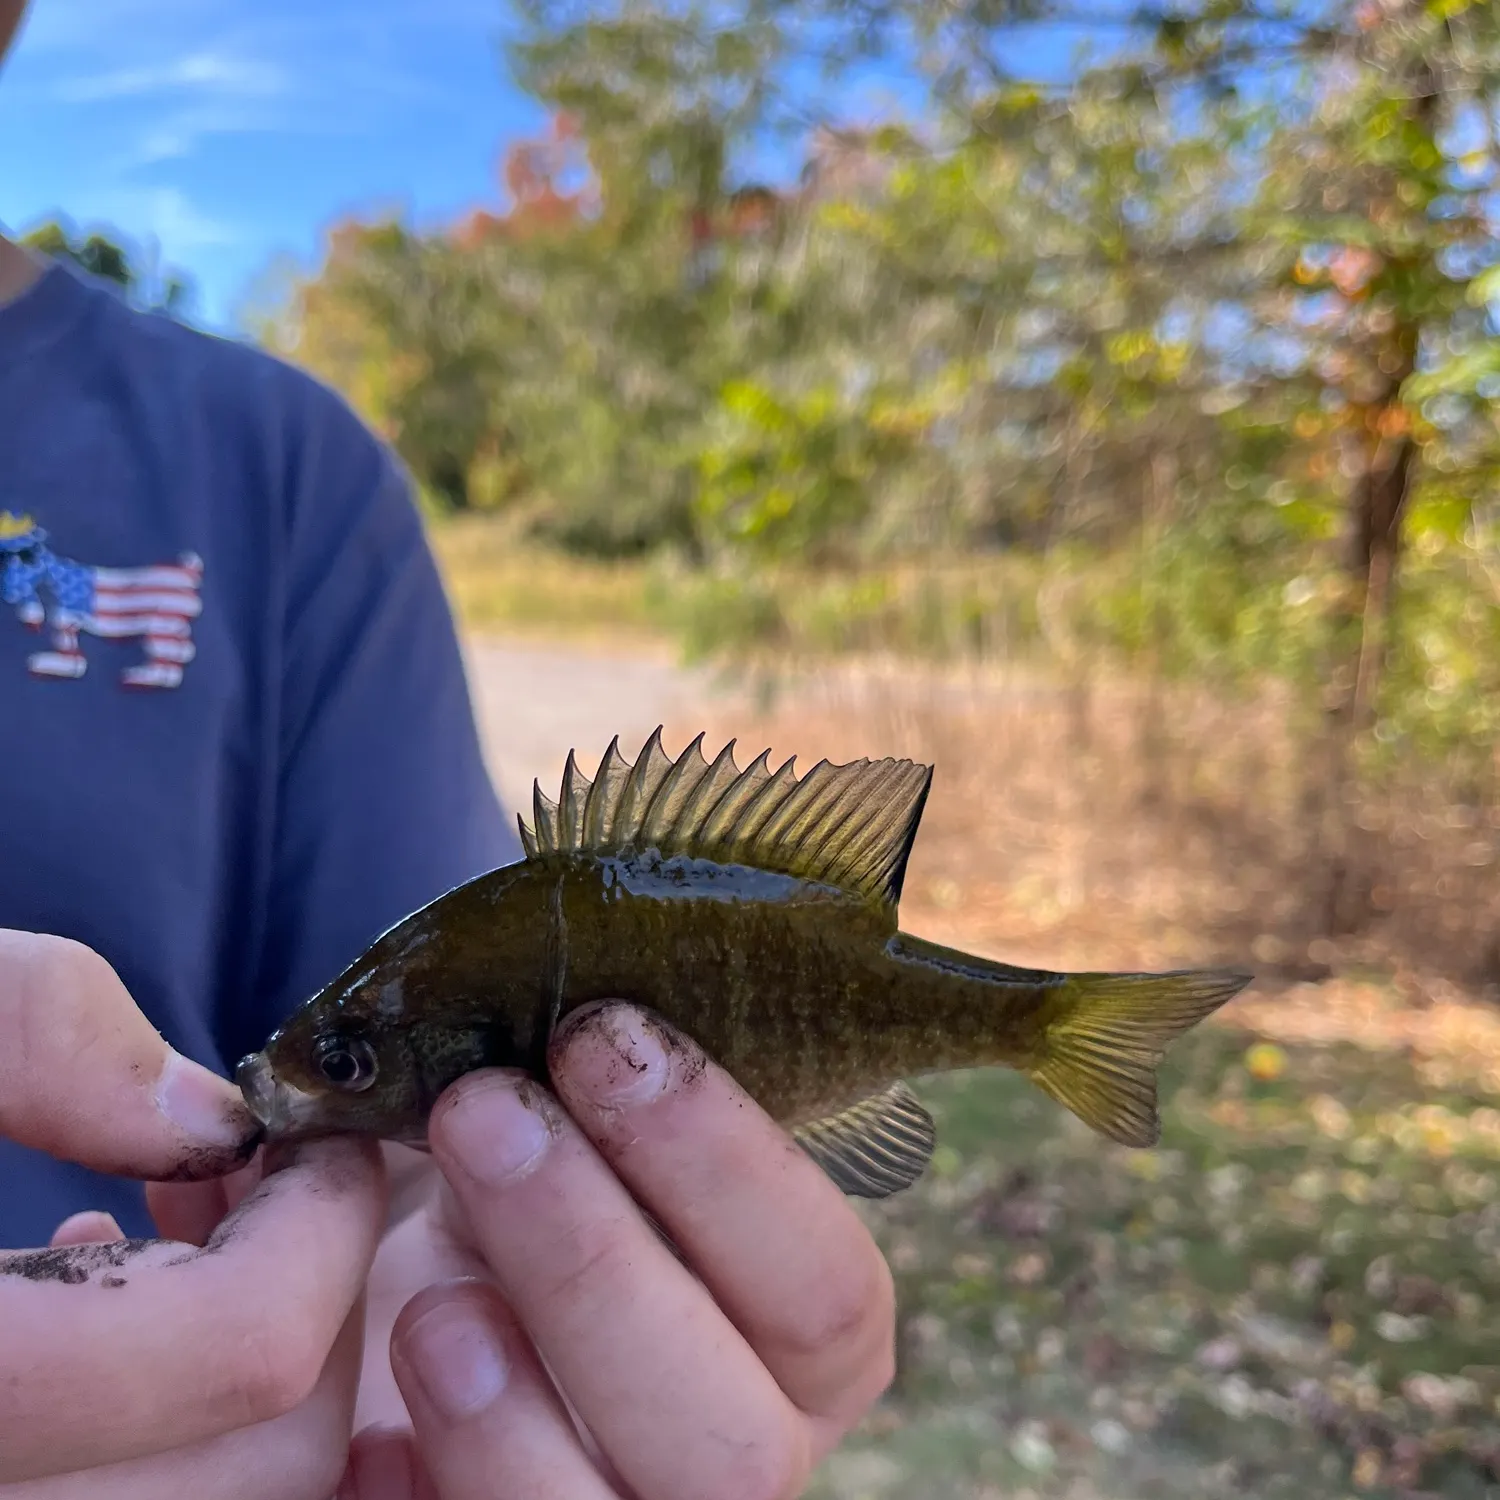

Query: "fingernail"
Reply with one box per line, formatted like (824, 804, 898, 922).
(348, 1424, 416, 1500)
(156, 1052, 256, 1146)
(50, 1210, 123, 1247)
(556, 1004, 670, 1106)
(439, 1074, 553, 1187)
(402, 1297, 508, 1421)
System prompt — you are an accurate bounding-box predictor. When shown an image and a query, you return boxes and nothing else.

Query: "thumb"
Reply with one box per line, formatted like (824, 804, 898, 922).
(0, 929, 260, 1180)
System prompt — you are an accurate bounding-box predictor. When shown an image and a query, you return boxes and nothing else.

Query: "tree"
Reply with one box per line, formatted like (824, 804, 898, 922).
(264, 0, 1500, 948)
(23, 219, 193, 317)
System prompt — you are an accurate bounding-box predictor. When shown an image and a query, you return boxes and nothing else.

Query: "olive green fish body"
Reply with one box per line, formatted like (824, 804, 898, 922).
(237, 729, 1252, 1198)
(490, 853, 1058, 1126)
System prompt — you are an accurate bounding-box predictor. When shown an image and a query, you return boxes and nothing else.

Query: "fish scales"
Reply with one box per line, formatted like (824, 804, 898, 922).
(236, 728, 1253, 1198)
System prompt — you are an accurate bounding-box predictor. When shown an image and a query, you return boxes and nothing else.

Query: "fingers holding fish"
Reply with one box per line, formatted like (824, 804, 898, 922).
(547, 1001, 897, 1437)
(221, 727, 1250, 1499)
(384, 1279, 623, 1500)
(426, 1067, 813, 1500)
(0, 1136, 386, 1483)
(350, 1163, 492, 1441)
(6, 1302, 368, 1500)
(143, 1141, 271, 1246)
(0, 928, 261, 1182)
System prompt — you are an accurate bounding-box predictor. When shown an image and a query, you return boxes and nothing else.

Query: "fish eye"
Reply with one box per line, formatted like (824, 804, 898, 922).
(313, 1033, 378, 1091)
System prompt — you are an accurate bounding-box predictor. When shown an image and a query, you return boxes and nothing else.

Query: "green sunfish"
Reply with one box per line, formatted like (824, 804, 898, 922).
(236, 729, 1252, 1197)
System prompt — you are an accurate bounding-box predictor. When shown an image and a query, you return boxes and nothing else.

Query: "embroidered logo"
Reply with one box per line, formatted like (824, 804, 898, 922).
(0, 512, 203, 689)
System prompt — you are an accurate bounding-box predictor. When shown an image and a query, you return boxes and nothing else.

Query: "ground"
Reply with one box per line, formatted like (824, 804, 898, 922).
(463, 634, 1500, 1500)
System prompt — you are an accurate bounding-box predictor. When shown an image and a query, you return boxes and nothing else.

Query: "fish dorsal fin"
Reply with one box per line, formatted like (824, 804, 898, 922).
(793, 1082, 936, 1198)
(518, 728, 934, 912)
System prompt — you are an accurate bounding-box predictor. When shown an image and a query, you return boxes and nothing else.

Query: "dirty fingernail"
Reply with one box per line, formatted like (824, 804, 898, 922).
(558, 1004, 670, 1106)
(403, 1295, 509, 1420)
(439, 1074, 553, 1187)
(156, 1052, 256, 1145)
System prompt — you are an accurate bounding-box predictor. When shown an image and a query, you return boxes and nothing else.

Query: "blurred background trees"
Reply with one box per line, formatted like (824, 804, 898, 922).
(252, 0, 1500, 964)
(23, 219, 194, 316)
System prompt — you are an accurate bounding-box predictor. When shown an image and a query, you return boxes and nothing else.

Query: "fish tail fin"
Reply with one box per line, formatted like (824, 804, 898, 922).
(1026, 968, 1252, 1147)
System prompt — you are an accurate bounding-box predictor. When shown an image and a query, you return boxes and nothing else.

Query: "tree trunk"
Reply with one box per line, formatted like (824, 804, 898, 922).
(1317, 37, 1437, 937)
(1320, 363, 1417, 936)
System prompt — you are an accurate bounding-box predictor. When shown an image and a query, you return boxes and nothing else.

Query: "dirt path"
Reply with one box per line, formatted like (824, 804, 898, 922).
(461, 634, 748, 816)
(461, 632, 1056, 815)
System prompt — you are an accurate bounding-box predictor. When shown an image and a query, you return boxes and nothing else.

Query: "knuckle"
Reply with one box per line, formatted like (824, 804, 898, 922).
(862, 1330, 897, 1401)
(829, 1330, 898, 1429)
(716, 1419, 812, 1500)
(225, 1319, 323, 1428)
(9, 934, 121, 1050)
(782, 1242, 895, 1361)
(0, 935, 125, 1133)
(534, 1213, 637, 1310)
(257, 1418, 352, 1500)
(25, 933, 120, 1007)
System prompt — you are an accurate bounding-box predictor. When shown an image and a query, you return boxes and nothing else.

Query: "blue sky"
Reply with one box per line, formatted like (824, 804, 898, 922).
(0, 0, 551, 330)
(0, 0, 1087, 336)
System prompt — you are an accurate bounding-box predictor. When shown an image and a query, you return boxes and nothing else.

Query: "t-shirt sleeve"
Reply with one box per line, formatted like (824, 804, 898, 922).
(240, 382, 519, 1054)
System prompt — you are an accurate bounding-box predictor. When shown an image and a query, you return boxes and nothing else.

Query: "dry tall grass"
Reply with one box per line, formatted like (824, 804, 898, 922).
(679, 660, 1500, 1083)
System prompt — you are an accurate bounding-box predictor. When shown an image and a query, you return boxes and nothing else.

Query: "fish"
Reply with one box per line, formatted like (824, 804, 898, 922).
(236, 728, 1253, 1198)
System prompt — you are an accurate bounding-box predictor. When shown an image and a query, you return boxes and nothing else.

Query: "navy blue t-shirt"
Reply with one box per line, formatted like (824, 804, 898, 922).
(0, 258, 519, 1246)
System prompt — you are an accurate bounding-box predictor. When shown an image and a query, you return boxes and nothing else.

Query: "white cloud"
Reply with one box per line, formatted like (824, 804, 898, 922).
(82, 185, 242, 253)
(109, 100, 311, 170)
(55, 49, 288, 102)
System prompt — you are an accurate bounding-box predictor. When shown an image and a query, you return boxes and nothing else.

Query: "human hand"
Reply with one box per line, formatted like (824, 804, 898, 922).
(0, 929, 387, 1493)
(339, 1001, 897, 1500)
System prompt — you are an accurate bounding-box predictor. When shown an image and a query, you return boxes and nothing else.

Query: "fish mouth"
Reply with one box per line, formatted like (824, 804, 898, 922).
(234, 1052, 323, 1141)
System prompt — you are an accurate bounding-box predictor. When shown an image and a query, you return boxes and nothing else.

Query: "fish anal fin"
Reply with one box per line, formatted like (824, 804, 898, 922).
(1027, 968, 1253, 1147)
(525, 730, 934, 915)
(793, 1081, 936, 1199)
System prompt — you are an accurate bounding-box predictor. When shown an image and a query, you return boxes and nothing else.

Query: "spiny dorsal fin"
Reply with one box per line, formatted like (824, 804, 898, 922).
(793, 1082, 936, 1198)
(517, 728, 934, 912)
(559, 748, 590, 848)
(583, 735, 632, 846)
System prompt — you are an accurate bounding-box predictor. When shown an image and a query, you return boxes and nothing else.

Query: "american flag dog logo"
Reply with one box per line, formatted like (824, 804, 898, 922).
(0, 511, 203, 689)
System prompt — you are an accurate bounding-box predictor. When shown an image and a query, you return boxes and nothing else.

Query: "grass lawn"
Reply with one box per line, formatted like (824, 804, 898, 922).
(815, 1022, 1500, 1499)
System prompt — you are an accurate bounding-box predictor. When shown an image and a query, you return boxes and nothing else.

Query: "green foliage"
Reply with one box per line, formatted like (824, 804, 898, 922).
(23, 219, 193, 316)
(697, 379, 930, 564)
(262, 0, 1500, 784)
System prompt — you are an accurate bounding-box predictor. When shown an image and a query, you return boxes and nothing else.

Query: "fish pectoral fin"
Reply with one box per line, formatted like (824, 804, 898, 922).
(793, 1081, 936, 1199)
